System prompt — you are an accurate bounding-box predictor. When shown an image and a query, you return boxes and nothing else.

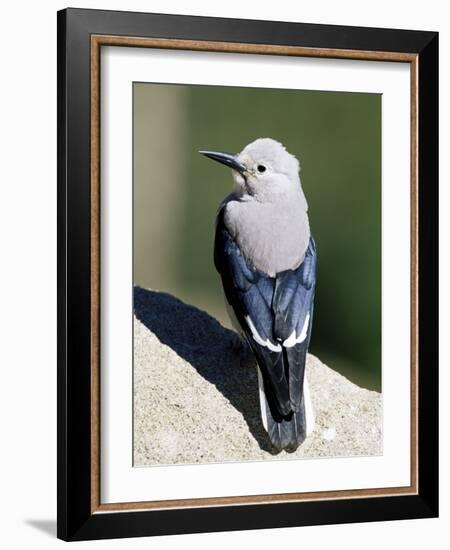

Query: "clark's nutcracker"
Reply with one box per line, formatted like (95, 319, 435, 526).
(200, 138, 317, 452)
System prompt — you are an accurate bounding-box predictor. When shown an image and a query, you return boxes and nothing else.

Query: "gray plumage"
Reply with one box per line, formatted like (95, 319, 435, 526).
(223, 139, 310, 276)
(200, 138, 317, 452)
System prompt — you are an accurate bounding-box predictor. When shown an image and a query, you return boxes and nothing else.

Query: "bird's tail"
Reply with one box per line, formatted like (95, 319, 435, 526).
(257, 367, 315, 452)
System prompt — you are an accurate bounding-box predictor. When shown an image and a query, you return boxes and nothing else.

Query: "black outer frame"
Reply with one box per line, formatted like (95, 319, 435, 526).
(57, 7, 438, 542)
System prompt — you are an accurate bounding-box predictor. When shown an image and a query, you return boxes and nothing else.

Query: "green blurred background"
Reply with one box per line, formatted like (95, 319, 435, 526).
(134, 83, 381, 391)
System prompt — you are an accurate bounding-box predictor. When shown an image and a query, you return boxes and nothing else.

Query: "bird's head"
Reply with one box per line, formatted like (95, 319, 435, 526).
(199, 138, 302, 202)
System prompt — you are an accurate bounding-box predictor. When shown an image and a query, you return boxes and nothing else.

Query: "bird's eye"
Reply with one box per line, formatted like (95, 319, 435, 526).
(257, 164, 266, 173)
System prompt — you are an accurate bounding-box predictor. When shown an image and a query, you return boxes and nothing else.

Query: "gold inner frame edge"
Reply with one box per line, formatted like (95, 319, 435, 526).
(89, 35, 419, 514)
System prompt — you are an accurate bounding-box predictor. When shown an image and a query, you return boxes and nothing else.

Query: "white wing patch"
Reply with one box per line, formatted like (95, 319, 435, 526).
(245, 315, 282, 353)
(283, 313, 310, 348)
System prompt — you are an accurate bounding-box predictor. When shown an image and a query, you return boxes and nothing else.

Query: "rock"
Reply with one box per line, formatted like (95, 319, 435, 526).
(133, 287, 382, 465)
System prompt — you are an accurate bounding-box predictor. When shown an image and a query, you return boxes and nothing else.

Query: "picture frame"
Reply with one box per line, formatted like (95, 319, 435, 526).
(57, 7, 438, 541)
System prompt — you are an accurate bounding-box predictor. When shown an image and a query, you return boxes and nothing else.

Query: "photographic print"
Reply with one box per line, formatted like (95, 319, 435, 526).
(58, 8, 438, 540)
(133, 83, 382, 466)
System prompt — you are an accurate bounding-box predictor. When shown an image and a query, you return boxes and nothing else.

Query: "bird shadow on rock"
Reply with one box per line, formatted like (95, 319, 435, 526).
(134, 286, 280, 455)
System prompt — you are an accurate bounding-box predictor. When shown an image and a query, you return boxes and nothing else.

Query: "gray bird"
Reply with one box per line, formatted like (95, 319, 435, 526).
(200, 138, 317, 452)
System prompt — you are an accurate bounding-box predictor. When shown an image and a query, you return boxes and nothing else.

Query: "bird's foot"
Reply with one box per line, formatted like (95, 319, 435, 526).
(240, 339, 256, 368)
(230, 333, 256, 368)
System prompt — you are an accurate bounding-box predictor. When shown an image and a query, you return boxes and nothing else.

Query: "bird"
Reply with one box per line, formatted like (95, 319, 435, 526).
(199, 138, 317, 452)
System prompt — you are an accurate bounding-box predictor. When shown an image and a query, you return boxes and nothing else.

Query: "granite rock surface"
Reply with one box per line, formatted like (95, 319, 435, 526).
(133, 287, 382, 466)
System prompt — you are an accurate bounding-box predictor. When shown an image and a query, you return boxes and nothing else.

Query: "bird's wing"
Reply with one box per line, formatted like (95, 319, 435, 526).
(272, 237, 317, 410)
(214, 207, 291, 416)
(214, 207, 317, 420)
(214, 208, 316, 450)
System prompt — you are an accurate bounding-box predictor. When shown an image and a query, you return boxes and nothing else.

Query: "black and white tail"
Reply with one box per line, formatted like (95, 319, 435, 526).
(257, 366, 315, 452)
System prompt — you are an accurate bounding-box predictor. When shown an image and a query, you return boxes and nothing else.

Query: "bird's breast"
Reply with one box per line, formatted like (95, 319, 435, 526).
(224, 199, 310, 277)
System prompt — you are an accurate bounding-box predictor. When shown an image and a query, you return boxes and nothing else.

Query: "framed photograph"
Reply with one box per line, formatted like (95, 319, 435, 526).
(57, 8, 438, 541)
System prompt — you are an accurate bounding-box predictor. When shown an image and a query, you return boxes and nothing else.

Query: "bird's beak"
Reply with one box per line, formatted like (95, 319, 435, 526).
(199, 150, 246, 176)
